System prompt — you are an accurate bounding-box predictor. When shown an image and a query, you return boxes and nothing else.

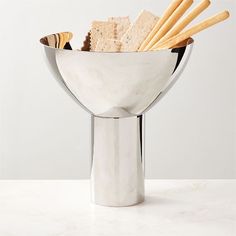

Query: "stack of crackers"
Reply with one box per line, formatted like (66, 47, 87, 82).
(82, 10, 159, 52)
(82, 0, 229, 52)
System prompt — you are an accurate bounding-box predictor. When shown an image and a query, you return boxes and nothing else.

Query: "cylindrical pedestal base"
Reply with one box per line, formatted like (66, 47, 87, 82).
(91, 115, 145, 207)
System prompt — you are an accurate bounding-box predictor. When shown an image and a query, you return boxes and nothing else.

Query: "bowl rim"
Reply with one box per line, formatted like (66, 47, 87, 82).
(39, 31, 194, 54)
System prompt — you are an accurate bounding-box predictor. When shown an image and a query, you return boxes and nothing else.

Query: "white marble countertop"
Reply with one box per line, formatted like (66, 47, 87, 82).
(0, 180, 235, 236)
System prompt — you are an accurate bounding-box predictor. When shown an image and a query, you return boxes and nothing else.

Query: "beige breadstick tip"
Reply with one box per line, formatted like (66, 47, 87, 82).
(154, 10, 230, 50)
(144, 0, 193, 51)
(155, 0, 211, 47)
(138, 0, 184, 51)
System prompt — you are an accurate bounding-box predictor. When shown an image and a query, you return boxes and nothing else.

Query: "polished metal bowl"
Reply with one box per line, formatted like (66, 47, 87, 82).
(40, 33, 194, 206)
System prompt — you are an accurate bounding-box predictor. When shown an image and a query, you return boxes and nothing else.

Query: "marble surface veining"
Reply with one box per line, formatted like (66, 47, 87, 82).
(0, 180, 235, 236)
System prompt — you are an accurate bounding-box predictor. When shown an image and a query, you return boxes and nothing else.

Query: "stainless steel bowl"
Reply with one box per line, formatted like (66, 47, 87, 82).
(40, 33, 194, 206)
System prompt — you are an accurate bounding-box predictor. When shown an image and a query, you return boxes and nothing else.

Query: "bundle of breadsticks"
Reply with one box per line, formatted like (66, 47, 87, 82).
(82, 0, 229, 52)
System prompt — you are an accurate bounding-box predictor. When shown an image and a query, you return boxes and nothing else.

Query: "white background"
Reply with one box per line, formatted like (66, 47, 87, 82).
(0, 0, 235, 179)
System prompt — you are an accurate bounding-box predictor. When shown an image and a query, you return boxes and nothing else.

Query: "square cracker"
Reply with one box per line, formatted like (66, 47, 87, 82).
(90, 21, 116, 51)
(120, 10, 159, 52)
(95, 39, 121, 52)
(108, 16, 130, 40)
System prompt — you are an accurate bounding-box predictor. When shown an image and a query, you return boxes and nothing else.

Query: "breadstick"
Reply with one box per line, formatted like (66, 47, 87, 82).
(138, 0, 183, 51)
(154, 0, 210, 47)
(143, 0, 193, 51)
(153, 10, 230, 50)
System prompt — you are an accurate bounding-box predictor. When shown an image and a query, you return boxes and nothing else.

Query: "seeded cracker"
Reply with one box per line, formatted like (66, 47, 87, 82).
(120, 10, 159, 51)
(90, 21, 116, 51)
(95, 39, 121, 52)
(108, 16, 131, 40)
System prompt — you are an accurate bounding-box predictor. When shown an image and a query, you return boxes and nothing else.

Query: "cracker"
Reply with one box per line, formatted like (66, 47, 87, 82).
(90, 21, 116, 51)
(120, 10, 159, 51)
(108, 16, 131, 40)
(95, 39, 121, 52)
